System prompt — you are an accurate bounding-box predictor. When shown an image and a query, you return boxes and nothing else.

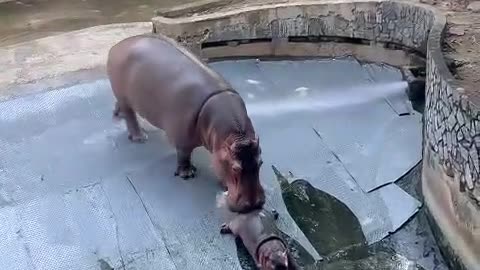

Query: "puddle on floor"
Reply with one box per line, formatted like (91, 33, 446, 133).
(274, 168, 366, 256)
(0, 0, 198, 46)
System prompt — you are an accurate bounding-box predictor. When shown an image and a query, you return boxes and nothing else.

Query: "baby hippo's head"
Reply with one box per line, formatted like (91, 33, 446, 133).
(258, 240, 292, 270)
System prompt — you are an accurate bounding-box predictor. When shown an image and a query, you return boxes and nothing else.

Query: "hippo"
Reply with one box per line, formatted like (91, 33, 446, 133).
(107, 34, 265, 213)
(220, 208, 298, 270)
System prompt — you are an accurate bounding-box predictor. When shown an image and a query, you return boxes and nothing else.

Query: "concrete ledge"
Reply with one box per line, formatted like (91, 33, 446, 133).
(0, 22, 152, 99)
(155, 0, 237, 18)
(152, 1, 480, 269)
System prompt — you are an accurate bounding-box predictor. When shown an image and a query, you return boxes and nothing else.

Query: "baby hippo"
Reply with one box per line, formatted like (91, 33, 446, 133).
(220, 209, 298, 270)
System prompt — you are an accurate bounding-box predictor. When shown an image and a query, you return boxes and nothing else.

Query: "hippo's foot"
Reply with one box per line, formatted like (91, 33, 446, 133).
(113, 108, 125, 119)
(113, 102, 126, 119)
(128, 132, 148, 143)
(220, 223, 232, 234)
(174, 164, 197, 179)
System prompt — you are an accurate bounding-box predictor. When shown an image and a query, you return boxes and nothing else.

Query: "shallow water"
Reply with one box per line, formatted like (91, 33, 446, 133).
(272, 165, 447, 270)
(234, 166, 444, 270)
(0, 0, 197, 46)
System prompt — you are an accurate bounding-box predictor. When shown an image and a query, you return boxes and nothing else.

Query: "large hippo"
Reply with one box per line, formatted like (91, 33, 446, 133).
(107, 34, 265, 213)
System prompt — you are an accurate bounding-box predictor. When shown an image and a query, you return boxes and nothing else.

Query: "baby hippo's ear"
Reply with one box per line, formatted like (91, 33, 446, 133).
(283, 251, 288, 265)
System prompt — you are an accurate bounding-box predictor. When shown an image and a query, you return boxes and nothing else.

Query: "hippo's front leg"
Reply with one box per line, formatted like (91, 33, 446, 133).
(220, 223, 232, 234)
(174, 148, 197, 179)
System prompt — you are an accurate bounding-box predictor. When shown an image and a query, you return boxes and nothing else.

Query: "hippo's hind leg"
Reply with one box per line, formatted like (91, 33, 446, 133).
(116, 102, 147, 143)
(174, 148, 197, 179)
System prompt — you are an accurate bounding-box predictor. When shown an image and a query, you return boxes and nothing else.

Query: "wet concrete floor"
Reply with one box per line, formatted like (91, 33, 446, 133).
(0, 0, 197, 46)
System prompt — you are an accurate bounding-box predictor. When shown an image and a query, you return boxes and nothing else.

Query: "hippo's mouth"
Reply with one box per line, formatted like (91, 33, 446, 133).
(255, 234, 288, 261)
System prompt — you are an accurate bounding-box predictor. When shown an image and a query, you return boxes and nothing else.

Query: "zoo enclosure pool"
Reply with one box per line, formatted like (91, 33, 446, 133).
(0, 56, 434, 270)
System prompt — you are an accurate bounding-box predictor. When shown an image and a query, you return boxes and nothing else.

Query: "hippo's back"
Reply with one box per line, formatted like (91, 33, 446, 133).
(107, 34, 231, 144)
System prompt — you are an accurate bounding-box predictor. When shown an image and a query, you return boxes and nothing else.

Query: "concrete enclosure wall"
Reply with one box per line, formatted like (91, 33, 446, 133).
(152, 1, 480, 269)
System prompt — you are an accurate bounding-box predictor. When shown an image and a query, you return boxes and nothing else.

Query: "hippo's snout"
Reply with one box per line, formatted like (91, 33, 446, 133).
(228, 192, 266, 213)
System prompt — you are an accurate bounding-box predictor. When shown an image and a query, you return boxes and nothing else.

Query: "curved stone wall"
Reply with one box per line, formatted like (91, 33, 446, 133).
(152, 1, 480, 269)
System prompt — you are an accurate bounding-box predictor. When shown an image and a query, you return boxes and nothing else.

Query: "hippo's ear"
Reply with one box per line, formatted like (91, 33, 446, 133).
(253, 135, 259, 146)
(252, 136, 260, 154)
(229, 141, 238, 154)
(248, 136, 259, 150)
(232, 160, 242, 173)
(219, 145, 230, 161)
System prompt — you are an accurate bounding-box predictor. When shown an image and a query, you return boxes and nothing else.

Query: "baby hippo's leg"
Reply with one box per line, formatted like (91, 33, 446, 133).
(174, 148, 197, 179)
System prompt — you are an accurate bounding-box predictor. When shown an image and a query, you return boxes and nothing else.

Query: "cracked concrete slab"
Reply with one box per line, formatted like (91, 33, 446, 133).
(312, 101, 422, 192)
(251, 108, 421, 243)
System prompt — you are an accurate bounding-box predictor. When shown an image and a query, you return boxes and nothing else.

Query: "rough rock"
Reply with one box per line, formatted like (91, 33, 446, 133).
(467, 1, 480, 12)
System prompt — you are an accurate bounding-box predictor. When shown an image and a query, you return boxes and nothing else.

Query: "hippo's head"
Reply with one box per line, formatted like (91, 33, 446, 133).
(258, 245, 290, 270)
(263, 250, 289, 270)
(214, 136, 265, 213)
